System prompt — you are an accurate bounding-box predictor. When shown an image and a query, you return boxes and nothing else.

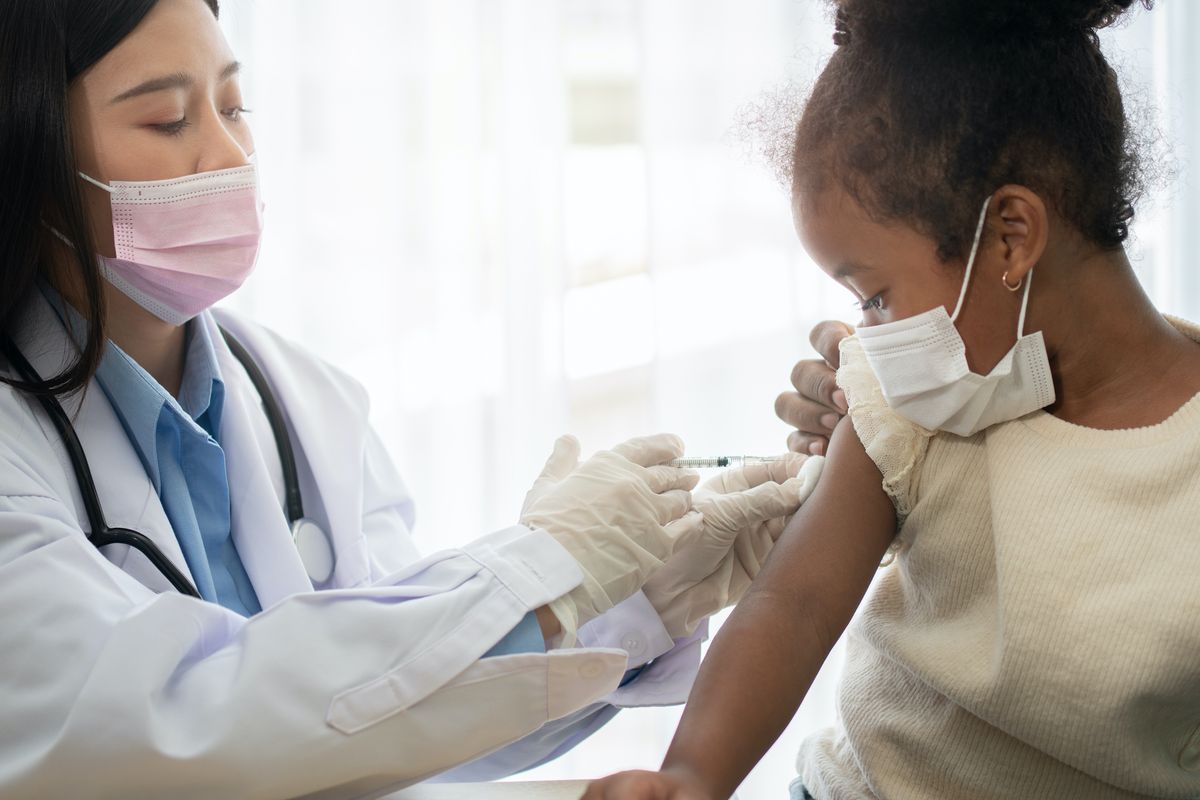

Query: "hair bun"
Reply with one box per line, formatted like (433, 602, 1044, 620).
(834, 0, 1152, 45)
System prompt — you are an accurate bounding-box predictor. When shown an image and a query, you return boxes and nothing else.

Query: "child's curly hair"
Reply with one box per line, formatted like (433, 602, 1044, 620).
(792, 0, 1154, 262)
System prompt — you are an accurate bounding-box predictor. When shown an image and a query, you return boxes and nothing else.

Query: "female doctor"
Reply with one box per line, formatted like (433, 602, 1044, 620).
(0, 1, 822, 797)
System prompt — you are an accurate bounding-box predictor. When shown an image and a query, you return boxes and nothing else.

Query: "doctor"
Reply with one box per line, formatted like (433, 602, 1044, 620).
(0, 1, 822, 797)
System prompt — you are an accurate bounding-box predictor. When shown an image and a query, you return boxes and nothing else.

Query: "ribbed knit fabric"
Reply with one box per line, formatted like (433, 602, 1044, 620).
(798, 317, 1200, 800)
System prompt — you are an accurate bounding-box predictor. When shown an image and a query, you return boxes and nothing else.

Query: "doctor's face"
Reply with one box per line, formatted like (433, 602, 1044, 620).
(67, 0, 253, 258)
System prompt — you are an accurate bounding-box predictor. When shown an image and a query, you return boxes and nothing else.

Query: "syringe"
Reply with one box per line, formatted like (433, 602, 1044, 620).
(669, 456, 785, 469)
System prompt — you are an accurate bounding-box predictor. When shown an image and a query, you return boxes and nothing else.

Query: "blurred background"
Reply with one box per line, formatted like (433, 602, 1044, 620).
(216, 1, 1199, 794)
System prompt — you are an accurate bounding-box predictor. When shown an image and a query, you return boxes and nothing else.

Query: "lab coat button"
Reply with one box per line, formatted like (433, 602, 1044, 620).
(621, 633, 645, 656)
(579, 660, 605, 679)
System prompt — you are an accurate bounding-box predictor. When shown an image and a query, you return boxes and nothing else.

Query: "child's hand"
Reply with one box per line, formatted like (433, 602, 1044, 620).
(776, 319, 854, 455)
(582, 768, 714, 799)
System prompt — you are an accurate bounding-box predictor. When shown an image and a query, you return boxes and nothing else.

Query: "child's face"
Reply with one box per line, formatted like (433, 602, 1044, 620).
(793, 184, 1026, 376)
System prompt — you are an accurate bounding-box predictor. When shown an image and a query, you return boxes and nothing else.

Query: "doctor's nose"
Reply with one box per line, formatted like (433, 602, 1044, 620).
(193, 108, 255, 174)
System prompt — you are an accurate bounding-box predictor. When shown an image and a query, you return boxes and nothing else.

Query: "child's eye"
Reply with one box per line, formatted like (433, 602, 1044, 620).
(856, 293, 885, 312)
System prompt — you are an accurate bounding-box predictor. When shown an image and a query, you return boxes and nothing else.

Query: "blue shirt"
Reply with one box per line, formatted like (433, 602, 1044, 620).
(482, 609, 545, 658)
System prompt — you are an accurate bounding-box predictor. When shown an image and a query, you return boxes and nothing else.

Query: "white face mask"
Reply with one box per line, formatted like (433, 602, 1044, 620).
(855, 197, 1056, 436)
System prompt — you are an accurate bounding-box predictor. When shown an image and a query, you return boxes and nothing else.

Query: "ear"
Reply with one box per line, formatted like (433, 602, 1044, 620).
(990, 185, 1048, 287)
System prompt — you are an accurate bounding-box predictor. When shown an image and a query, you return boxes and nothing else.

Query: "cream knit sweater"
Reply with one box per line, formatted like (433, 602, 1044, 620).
(798, 317, 1200, 800)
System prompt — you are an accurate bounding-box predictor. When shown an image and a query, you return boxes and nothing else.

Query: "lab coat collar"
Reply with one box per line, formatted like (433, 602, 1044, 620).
(8, 290, 372, 605)
(9, 290, 192, 595)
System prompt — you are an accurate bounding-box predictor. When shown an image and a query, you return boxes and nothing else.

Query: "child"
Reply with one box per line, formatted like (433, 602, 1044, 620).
(584, 0, 1200, 798)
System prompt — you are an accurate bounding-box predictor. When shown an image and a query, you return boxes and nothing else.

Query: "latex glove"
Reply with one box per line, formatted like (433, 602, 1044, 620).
(521, 434, 703, 644)
(643, 453, 825, 638)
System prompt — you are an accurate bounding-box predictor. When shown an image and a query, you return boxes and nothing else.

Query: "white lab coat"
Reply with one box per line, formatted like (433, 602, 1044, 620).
(0, 292, 700, 799)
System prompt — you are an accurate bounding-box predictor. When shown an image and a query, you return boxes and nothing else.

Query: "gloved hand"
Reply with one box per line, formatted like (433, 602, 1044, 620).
(521, 433, 703, 644)
(643, 453, 825, 638)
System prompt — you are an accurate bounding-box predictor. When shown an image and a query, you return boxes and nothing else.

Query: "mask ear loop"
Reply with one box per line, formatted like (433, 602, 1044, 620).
(1016, 267, 1033, 338)
(949, 196, 994, 324)
(77, 172, 115, 193)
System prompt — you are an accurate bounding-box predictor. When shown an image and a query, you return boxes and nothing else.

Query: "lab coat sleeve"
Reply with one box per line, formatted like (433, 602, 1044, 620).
(430, 594, 707, 781)
(356, 419, 702, 701)
(0, 435, 630, 799)
(351, 405, 703, 781)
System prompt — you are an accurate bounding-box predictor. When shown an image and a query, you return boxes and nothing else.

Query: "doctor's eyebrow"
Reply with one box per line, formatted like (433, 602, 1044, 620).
(110, 61, 242, 104)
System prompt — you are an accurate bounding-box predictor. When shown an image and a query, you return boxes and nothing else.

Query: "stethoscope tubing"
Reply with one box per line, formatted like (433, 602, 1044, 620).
(1, 325, 308, 600)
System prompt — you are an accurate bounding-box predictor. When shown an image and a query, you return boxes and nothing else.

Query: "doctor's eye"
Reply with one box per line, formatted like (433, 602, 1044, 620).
(153, 117, 192, 137)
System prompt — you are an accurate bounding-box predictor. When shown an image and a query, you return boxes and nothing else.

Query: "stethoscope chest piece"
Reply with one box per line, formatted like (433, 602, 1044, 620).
(292, 518, 334, 583)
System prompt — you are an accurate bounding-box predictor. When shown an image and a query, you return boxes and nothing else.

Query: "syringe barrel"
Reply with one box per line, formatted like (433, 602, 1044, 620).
(668, 456, 783, 469)
(669, 456, 741, 469)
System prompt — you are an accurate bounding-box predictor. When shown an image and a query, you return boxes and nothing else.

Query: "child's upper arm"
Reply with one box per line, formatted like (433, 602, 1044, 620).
(651, 420, 901, 796)
(748, 418, 898, 646)
(834, 334, 934, 522)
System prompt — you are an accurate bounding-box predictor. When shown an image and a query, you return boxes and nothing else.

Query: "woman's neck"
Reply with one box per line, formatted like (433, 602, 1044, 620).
(102, 287, 188, 397)
(1036, 247, 1200, 429)
(49, 256, 187, 397)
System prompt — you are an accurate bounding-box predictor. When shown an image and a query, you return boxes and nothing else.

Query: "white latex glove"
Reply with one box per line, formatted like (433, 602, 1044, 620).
(521, 434, 703, 645)
(643, 453, 825, 638)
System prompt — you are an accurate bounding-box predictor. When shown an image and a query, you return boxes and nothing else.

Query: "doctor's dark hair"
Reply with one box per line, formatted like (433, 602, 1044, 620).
(790, 0, 1154, 263)
(0, 0, 219, 397)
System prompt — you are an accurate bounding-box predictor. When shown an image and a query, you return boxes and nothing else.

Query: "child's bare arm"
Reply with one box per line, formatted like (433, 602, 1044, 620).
(657, 420, 896, 798)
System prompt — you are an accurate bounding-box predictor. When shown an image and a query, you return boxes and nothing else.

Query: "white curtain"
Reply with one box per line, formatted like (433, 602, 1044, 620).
(217, 2, 1198, 793)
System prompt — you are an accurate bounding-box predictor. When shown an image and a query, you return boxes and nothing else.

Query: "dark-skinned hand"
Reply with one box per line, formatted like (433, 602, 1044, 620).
(774, 320, 854, 455)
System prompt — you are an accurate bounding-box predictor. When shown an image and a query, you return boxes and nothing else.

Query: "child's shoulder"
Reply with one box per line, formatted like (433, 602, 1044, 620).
(836, 335, 937, 523)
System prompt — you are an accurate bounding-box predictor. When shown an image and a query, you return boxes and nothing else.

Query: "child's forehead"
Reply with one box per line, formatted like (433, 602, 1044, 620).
(792, 184, 878, 248)
(793, 183, 941, 274)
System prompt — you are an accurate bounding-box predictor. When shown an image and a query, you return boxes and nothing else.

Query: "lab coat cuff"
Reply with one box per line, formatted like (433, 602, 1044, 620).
(602, 619, 707, 708)
(462, 525, 584, 611)
(576, 591, 675, 668)
(544, 649, 628, 720)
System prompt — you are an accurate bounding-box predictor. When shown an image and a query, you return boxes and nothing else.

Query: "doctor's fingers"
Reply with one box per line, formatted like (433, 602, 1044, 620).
(729, 452, 808, 489)
(764, 452, 809, 483)
(612, 433, 686, 467)
(662, 510, 706, 552)
(538, 434, 581, 482)
(705, 477, 807, 528)
(642, 464, 701, 494)
(734, 523, 776, 578)
(764, 515, 789, 540)
(651, 487, 695, 526)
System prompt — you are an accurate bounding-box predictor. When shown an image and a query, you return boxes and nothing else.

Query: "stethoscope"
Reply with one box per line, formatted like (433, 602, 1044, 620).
(1, 327, 335, 597)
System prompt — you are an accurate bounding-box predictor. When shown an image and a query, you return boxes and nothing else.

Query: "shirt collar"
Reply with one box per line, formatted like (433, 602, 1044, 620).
(35, 281, 226, 484)
(177, 316, 225, 434)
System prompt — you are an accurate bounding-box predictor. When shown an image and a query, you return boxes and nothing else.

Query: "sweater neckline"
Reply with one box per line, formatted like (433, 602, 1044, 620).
(1019, 390, 1200, 449)
(1017, 314, 1200, 448)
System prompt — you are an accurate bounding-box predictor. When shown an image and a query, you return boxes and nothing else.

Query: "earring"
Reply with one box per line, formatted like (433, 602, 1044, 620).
(1002, 272, 1023, 292)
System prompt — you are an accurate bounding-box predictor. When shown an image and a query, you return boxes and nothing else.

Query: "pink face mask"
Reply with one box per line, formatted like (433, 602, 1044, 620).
(79, 162, 264, 325)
